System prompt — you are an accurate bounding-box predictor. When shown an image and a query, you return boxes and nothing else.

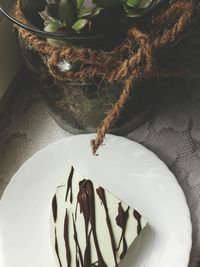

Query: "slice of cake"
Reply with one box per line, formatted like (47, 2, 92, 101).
(51, 166, 147, 267)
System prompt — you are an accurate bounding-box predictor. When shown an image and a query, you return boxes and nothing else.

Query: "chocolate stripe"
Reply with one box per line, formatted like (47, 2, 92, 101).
(116, 203, 130, 259)
(65, 166, 74, 203)
(55, 228, 62, 267)
(83, 230, 92, 266)
(73, 215, 84, 267)
(52, 195, 57, 223)
(78, 180, 107, 267)
(97, 187, 118, 266)
(64, 210, 71, 267)
(133, 210, 142, 235)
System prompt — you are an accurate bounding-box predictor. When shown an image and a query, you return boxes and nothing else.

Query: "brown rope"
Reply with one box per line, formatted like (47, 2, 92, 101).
(15, 0, 194, 154)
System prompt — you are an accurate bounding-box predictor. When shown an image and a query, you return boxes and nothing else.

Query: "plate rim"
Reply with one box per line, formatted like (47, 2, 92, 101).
(0, 134, 192, 267)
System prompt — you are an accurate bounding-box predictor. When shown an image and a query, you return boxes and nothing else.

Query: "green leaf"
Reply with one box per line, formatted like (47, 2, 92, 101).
(78, 7, 95, 18)
(44, 21, 62, 32)
(78, 6, 103, 18)
(126, 0, 154, 9)
(124, 0, 154, 17)
(58, 0, 76, 26)
(92, 7, 103, 16)
(126, 0, 140, 8)
(72, 19, 89, 32)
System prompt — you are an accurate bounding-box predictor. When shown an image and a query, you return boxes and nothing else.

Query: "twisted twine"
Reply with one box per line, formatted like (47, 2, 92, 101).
(15, 0, 194, 154)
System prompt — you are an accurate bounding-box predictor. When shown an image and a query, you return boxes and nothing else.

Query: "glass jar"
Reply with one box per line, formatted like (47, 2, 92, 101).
(0, 0, 170, 134)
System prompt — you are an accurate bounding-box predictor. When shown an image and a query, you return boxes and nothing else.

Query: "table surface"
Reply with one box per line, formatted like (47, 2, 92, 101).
(0, 74, 200, 267)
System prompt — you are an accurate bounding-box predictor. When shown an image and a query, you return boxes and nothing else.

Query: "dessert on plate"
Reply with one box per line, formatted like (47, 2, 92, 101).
(51, 166, 147, 267)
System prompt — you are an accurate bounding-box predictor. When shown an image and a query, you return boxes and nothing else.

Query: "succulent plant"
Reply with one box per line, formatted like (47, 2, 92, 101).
(39, 0, 159, 36)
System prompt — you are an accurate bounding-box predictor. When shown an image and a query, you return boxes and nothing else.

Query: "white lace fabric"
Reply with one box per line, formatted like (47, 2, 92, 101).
(128, 77, 200, 267)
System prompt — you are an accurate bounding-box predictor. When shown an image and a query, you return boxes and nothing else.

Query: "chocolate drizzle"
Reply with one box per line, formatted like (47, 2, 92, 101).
(52, 196, 62, 266)
(77, 179, 92, 266)
(73, 215, 84, 267)
(52, 195, 57, 223)
(65, 166, 74, 203)
(52, 168, 146, 267)
(133, 210, 142, 235)
(78, 180, 90, 236)
(55, 228, 63, 267)
(64, 210, 71, 267)
(96, 187, 118, 266)
(77, 180, 107, 267)
(83, 229, 92, 267)
(116, 203, 130, 260)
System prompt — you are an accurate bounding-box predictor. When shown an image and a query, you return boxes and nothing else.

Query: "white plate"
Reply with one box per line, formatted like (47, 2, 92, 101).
(0, 134, 192, 267)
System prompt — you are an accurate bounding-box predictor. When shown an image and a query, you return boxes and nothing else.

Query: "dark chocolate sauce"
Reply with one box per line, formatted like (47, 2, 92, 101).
(78, 180, 91, 235)
(55, 228, 63, 267)
(64, 210, 71, 267)
(52, 195, 57, 223)
(65, 166, 74, 203)
(133, 210, 142, 235)
(116, 203, 130, 259)
(77, 180, 107, 267)
(96, 187, 118, 266)
(83, 229, 92, 267)
(73, 215, 84, 267)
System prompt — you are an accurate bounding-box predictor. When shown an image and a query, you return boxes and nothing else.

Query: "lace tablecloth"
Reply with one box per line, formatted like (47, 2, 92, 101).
(0, 75, 200, 267)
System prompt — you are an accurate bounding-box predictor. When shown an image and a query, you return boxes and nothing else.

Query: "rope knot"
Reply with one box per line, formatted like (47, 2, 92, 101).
(15, 0, 194, 155)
